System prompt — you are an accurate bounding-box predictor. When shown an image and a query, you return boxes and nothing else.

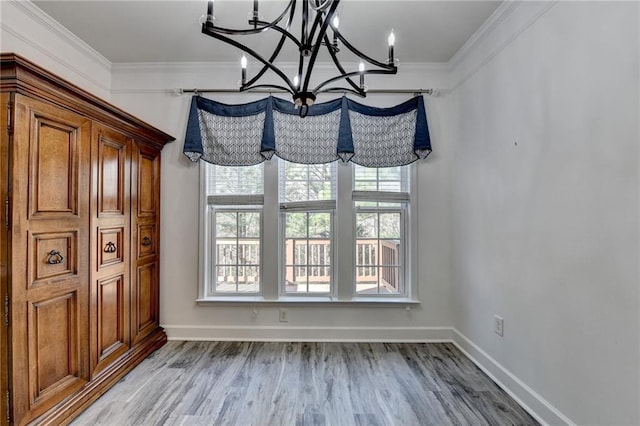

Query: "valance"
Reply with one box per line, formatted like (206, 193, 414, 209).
(184, 95, 431, 167)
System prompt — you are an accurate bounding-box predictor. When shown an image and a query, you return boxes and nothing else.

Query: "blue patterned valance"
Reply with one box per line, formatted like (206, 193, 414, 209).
(184, 95, 431, 167)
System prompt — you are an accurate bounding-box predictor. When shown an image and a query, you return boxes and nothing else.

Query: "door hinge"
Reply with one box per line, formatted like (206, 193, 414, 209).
(6, 100, 12, 136)
(4, 198, 8, 230)
(5, 390, 9, 425)
(4, 293, 8, 327)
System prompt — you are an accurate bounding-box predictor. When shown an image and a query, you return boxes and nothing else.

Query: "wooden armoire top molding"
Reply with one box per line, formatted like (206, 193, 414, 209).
(0, 53, 175, 150)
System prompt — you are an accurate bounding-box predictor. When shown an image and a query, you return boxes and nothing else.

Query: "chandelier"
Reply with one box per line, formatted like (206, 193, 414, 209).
(202, 0, 398, 116)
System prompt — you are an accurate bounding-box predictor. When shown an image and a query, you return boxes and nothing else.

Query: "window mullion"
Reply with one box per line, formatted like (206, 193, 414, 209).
(263, 159, 279, 299)
(336, 162, 354, 299)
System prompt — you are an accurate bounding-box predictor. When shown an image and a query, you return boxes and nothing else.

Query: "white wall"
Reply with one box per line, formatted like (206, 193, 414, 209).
(109, 62, 453, 341)
(0, 0, 112, 99)
(449, 2, 639, 425)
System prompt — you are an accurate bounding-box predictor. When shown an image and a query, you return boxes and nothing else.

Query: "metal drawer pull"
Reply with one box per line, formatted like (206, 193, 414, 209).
(46, 250, 64, 264)
(104, 241, 117, 253)
(141, 236, 152, 247)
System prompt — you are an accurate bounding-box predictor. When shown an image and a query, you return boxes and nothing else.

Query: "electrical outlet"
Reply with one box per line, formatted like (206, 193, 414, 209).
(494, 315, 504, 336)
(279, 308, 289, 323)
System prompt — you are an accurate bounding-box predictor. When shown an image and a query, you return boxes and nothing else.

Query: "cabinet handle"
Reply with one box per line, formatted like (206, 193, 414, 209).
(104, 241, 117, 253)
(46, 250, 64, 265)
(141, 236, 152, 247)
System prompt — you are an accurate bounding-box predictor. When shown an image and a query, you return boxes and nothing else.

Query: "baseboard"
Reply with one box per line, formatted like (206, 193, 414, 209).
(451, 328, 575, 426)
(162, 324, 453, 342)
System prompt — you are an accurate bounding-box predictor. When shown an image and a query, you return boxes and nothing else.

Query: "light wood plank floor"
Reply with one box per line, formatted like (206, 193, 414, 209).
(72, 342, 539, 426)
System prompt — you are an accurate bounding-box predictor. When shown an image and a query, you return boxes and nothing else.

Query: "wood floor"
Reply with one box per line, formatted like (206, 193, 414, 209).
(71, 341, 539, 426)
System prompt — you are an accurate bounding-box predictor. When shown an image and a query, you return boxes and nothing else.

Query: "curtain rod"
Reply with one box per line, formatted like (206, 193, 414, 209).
(175, 88, 434, 96)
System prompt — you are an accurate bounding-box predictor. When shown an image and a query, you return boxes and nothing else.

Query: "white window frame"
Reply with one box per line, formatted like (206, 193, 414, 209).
(198, 160, 419, 303)
(208, 206, 263, 296)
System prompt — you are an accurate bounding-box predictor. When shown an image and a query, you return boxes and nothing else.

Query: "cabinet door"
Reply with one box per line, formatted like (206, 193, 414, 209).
(131, 143, 160, 345)
(10, 95, 91, 424)
(90, 123, 131, 378)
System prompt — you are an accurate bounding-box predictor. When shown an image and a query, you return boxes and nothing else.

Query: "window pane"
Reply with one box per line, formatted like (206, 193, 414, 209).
(356, 213, 377, 238)
(379, 213, 401, 239)
(281, 161, 334, 202)
(309, 213, 330, 238)
(286, 213, 307, 238)
(353, 164, 408, 193)
(216, 212, 237, 238)
(238, 212, 260, 238)
(284, 211, 331, 294)
(216, 241, 237, 264)
(355, 211, 403, 295)
(208, 164, 263, 195)
(213, 209, 261, 294)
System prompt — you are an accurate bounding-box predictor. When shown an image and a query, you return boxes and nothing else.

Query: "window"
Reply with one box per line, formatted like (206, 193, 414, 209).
(200, 160, 414, 301)
(281, 163, 336, 295)
(353, 165, 409, 295)
(204, 164, 263, 296)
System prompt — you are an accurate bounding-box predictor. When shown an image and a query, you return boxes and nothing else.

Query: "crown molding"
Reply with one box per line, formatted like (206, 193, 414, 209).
(448, 0, 521, 70)
(447, 1, 559, 92)
(9, 0, 112, 70)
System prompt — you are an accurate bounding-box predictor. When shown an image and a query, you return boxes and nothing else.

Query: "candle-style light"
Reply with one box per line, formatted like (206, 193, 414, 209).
(332, 16, 340, 47)
(359, 61, 365, 89)
(293, 75, 300, 88)
(388, 30, 395, 65)
(241, 55, 247, 84)
(252, 0, 259, 27)
(206, 0, 214, 25)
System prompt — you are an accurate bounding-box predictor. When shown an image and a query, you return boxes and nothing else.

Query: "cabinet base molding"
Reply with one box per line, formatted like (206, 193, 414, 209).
(33, 329, 167, 426)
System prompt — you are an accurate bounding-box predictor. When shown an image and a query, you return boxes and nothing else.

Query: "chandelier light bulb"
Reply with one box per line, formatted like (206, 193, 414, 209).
(359, 61, 365, 72)
(388, 30, 395, 65)
(332, 16, 339, 29)
(241, 55, 247, 85)
(293, 75, 300, 88)
(206, 0, 215, 24)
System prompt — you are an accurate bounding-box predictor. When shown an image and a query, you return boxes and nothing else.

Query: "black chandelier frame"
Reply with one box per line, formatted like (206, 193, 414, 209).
(201, 0, 398, 115)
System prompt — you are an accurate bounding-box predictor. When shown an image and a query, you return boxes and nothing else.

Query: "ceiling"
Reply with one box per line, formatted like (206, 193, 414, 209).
(33, 0, 501, 64)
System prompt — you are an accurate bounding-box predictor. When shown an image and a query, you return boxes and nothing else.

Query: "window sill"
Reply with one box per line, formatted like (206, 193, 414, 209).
(196, 296, 420, 306)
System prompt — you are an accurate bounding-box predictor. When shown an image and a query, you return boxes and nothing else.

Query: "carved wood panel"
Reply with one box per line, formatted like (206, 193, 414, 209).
(28, 291, 84, 405)
(10, 95, 91, 424)
(93, 274, 129, 376)
(132, 262, 157, 345)
(98, 135, 126, 216)
(28, 115, 79, 218)
(136, 150, 158, 217)
(90, 123, 131, 379)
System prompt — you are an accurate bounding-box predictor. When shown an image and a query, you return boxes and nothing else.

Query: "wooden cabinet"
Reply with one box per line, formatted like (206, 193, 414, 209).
(0, 54, 174, 425)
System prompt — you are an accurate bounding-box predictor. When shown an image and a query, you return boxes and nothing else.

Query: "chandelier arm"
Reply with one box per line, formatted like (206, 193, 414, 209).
(245, 3, 298, 88)
(205, 0, 295, 37)
(241, 84, 292, 93)
(207, 24, 300, 47)
(202, 26, 295, 92)
(244, 34, 289, 88)
(321, 33, 362, 94)
(305, 4, 332, 47)
(313, 69, 396, 94)
(301, 0, 340, 93)
(317, 87, 365, 97)
(309, 0, 333, 12)
(335, 32, 397, 71)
